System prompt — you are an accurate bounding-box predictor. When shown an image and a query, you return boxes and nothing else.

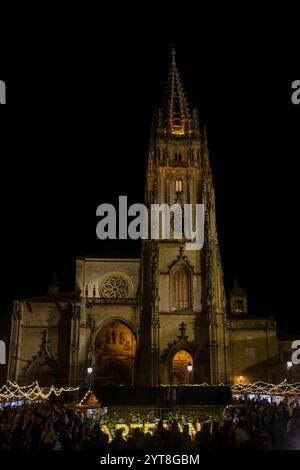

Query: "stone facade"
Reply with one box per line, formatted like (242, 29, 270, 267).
(7, 50, 297, 387)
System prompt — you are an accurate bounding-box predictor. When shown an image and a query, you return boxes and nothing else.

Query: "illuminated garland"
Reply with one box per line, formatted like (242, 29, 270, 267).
(159, 383, 216, 387)
(231, 380, 300, 396)
(79, 388, 91, 405)
(160, 381, 300, 396)
(1, 380, 299, 404)
(0, 381, 79, 402)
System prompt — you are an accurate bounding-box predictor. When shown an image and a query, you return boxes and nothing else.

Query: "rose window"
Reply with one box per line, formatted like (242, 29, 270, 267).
(100, 276, 130, 299)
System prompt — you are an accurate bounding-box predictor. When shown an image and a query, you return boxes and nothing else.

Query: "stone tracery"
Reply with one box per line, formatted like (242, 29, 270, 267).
(100, 275, 130, 299)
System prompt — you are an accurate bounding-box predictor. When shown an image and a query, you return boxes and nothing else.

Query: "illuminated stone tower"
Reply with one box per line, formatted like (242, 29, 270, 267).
(7, 49, 232, 389)
(138, 48, 230, 386)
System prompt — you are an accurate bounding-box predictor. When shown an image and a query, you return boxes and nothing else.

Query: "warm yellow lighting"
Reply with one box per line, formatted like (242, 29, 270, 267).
(100, 425, 112, 442)
(143, 423, 156, 435)
(101, 421, 202, 439)
(115, 424, 129, 437)
(0, 381, 78, 402)
(232, 380, 300, 396)
(171, 128, 185, 136)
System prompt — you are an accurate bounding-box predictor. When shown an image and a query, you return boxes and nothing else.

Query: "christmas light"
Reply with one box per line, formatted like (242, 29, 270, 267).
(0, 381, 78, 402)
(231, 380, 300, 396)
(159, 381, 300, 396)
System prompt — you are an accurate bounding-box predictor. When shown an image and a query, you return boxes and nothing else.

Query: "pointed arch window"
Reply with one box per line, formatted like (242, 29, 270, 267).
(175, 153, 182, 162)
(172, 265, 191, 310)
(175, 178, 183, 193)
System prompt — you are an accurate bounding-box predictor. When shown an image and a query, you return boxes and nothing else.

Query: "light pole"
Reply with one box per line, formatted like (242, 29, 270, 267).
(287, 361, 293, 383)
(87, 366, 93, 389)
(187, 362, 193, 383)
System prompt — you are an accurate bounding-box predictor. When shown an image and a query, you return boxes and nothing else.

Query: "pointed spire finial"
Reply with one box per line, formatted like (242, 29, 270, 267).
(156, 48, 200, 138)
(161, 47, 191, 137)
(48, 272, 60, 295)
(171, 44, 176, 64)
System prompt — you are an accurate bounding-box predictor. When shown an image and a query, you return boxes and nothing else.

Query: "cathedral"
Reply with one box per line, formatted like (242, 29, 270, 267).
(7, 50, 295, 388)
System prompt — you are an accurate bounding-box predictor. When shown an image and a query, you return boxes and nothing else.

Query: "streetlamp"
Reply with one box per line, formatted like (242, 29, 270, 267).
(87, 366, 93, 388)
(287, 361, 293, 383)
(239, 375, 244, 384)
(187, 362, 193, 383)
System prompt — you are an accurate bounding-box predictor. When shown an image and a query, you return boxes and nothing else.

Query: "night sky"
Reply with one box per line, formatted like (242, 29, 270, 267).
(1, 25, 299, 360)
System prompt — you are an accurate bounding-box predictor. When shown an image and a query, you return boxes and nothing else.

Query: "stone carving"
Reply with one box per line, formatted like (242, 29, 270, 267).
(178, 322, 188, 340)
(101, 275, 129, 299)
(168, 246, 194, 273)
(72, 304, 81, 321)
(119, 332, 125, 345)
(161, 322, 194, 362)
(151, 305, 160, 328)
(12, 301, 22, 320)
(39, 329, 52, 358)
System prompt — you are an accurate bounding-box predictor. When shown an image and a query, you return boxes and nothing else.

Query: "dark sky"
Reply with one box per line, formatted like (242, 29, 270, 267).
(0, 25, 299, 351)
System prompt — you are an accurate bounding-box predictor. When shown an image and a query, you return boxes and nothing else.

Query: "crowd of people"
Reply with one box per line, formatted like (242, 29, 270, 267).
(0, 397, 299, 451)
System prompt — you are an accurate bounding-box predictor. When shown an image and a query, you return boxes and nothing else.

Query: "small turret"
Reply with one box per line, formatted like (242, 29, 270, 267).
(230, 278, 248, 314)
(47, 272, 60, 296)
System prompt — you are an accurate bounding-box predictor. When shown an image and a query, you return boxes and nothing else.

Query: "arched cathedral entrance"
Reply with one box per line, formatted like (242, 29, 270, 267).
(172, 350, 193, 385)
(94, 321, 136, 385)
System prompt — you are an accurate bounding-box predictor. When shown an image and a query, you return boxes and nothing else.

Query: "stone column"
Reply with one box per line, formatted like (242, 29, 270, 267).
(69, 304, 81, 386)
(151, 304, 160, 386)
(7, 301, 22, 382)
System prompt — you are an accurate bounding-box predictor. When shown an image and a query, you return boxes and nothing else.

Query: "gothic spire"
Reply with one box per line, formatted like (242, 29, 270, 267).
(162, 47, 191, 136)
(48, 272, 60, 295)
(202, 125, 213, 181)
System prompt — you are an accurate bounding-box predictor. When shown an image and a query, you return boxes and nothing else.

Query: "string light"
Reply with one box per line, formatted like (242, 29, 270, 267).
(160, 381, 300, 396)
(2, 380, 299, 404)
(79, 388, 92, 405)
(0, 381, 78, 402)
(231, 380, 300, 396)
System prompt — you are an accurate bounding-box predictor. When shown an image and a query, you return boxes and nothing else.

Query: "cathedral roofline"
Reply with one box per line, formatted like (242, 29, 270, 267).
(76, 257, 140, 262)
(17, 291, 80, 303)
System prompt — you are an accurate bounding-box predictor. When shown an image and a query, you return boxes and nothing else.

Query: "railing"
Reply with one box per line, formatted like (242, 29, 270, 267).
(86, 297, 137, 306)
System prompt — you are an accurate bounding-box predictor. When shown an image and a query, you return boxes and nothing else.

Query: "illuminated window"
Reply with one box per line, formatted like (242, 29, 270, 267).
(175, 178, 183, 193)
(234, 299, 244, 312)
